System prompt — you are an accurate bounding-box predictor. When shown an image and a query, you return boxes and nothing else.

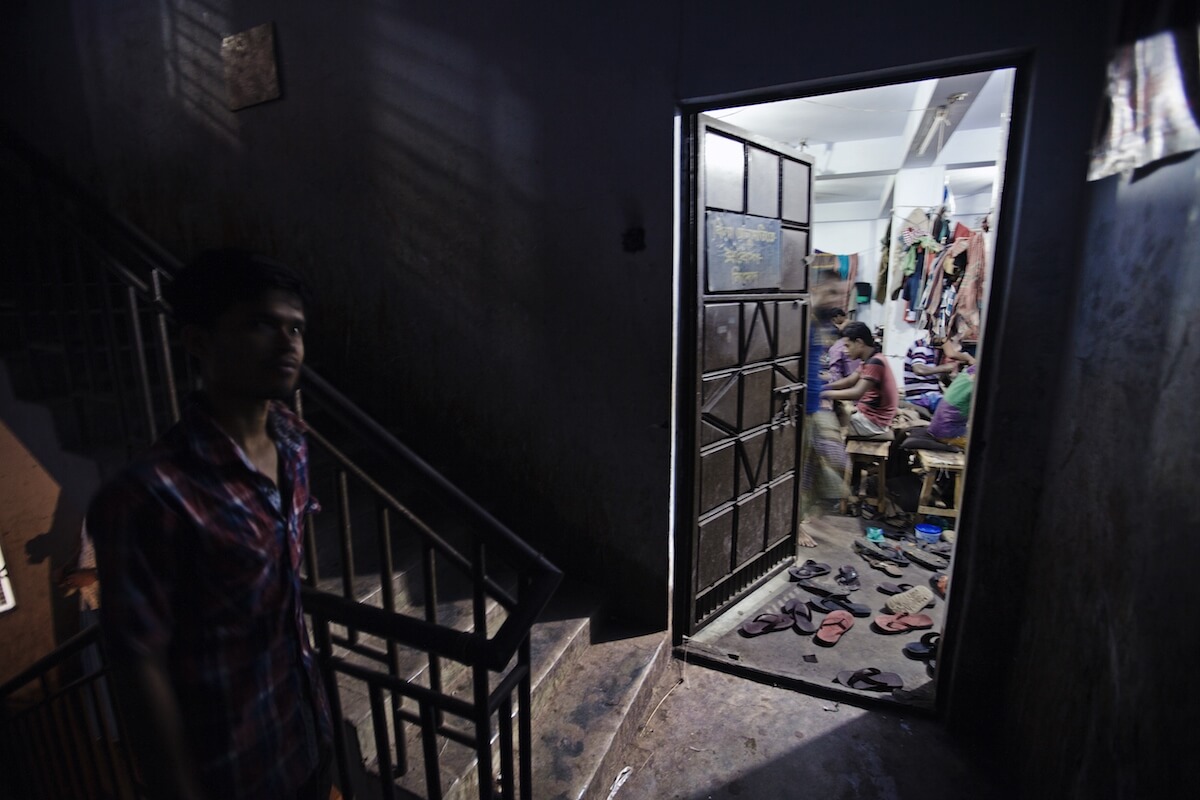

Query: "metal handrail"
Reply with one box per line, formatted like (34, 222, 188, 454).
(0, 128, 561, 799)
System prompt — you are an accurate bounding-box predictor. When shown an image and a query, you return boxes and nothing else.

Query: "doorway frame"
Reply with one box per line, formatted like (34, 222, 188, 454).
(672, 53, 1033, 712)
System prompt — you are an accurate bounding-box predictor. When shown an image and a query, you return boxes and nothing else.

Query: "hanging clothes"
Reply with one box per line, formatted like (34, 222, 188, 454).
(949, 231, 988, 342)
(874, 220, 892, 304)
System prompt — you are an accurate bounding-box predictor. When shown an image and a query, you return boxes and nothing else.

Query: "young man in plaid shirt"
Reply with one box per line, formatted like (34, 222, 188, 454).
(89, 250, 332, 800)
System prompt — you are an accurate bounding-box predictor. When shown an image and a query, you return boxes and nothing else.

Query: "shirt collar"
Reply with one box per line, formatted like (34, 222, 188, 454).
(179, 392, 308, 472)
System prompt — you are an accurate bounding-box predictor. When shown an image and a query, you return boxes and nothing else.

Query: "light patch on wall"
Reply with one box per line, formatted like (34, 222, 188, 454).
(161, 0, 242, 149)
(221, 23, 282, 111)
(0, 543, 15, 613)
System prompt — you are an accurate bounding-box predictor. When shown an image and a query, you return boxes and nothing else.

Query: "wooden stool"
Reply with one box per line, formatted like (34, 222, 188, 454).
(914, 449, 967, 521)
(841, 439, 891, 515)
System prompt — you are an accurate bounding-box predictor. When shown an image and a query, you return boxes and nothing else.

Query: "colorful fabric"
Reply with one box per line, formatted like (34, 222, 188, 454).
(903, 339, 942, 398)
(89, 395, 330, 799)
(856, 354, 899, 427)
(928, 367, 975, 440)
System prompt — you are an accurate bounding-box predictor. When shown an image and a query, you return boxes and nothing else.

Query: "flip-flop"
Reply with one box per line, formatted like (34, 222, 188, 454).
(787, 559, 832, 581)
(810, 596, 873, 618)
(930, 573, 949, 599)
(860, 555, 903, 577)
(813, 610, 854, 646)
(897, 543, 949, 571)
(903, 632, 942, 661)
(738, 612, 795, 637)
(872, 612, 935, 634)
(781, 598, 818, 635)
(854, 538, 911, 567)
(795, 578, 850, 598)
(835, 667, 903, 691)
(885, 585, 935, 615)
(835, 565, 861, 592)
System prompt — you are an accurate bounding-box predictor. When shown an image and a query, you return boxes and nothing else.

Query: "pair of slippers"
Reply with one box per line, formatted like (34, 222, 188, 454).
(872, 612, 935, 634)
(738, 597, 819, 636)
(834, 666, 903, 691)
(787, 559, 830, 581)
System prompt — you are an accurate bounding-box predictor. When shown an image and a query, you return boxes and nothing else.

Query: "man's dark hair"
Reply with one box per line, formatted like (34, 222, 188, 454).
(816, 306, 846, 323)
(165, 249, 312, 327)
(841, 321, 875, 348)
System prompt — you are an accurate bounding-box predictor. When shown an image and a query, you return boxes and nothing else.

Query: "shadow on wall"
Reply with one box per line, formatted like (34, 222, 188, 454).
(0, 422, 91, 685)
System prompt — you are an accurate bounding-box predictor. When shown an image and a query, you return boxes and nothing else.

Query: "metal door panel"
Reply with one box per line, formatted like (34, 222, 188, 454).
(703, 303, 741, 371)
(735, 490, 769, 567)
(702, 373, 739, 434)
(767, 475, 795, 546)
(743, 302, 773, 363)
(782, 159, 811, 224)
(739, 428, 769, 493)
(740, 366, 774, 430)
(704, 132, 745, 212)
(781, 228, 809, 291)
(699, 441, 737, 515)
(777, 298, 806, 357)
(685, 115, 813, 633)
(770, 421, 797, 480)
(747, 148, 780, 217)
(696, 506, 734, 589)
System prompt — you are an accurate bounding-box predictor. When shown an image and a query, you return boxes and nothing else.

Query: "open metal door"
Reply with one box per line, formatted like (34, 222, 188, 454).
(680, 114, 814, 635)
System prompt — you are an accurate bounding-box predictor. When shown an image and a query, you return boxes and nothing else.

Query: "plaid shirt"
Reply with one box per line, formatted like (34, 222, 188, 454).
(89, 395, 330, 799)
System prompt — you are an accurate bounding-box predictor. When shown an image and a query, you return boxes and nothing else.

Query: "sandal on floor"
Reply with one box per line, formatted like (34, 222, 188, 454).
(813, 610, 854, 646)
(835, 565, 861, 592)
(787, 559, 832, 581)
(903, 632, 942, 661)
(810, 596, 872, 618)
(897, 543, 949, 571)
(738, 612, 795, 637)
(884, 585, 935, 615)
(861, 555, 904, 577)
(781, 598, 818, 635)
(853, 538, 910, 567)
(872, 612, 935, 634)
(835, 667, 903, 691)
(795, 578, 851, 598)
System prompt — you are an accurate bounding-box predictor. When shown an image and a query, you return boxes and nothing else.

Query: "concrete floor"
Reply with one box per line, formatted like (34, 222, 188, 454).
(612, 660, 1007, 800)
(682, 512, 951, 710)
(604, 507, 995, 800)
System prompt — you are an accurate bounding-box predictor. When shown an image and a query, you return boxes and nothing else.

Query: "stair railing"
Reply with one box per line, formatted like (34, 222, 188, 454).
(0, 129, 561, 800)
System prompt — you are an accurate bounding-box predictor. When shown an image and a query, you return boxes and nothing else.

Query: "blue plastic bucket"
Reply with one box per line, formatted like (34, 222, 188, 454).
(914, 523, 942, 545)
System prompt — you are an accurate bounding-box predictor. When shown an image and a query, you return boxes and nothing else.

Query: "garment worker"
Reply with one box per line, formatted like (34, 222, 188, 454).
(819, 321, 898, 439)
(87, 250, 331, 800)
(825, 309, 862, 382)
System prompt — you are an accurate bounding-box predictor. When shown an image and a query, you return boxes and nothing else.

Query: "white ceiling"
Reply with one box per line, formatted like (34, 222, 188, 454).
(707, 69, 1014, 220)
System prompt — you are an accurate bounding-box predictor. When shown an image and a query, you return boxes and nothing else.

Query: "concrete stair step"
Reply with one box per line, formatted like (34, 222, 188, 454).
(356, 606, 670, 800)
(526, 628, 670, 800)
(338, 583, 596, 797)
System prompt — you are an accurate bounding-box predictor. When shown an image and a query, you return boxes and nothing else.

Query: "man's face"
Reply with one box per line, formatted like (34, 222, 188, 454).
(831, 313, 847, 328)
(190, 289, 306, 401)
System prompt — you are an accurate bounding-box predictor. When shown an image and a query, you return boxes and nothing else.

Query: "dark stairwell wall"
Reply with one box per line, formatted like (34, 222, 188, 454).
(2, 1, 1195, 796)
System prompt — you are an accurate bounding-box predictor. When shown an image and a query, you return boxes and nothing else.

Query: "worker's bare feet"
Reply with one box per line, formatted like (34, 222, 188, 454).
(797, 530, 816, 547)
